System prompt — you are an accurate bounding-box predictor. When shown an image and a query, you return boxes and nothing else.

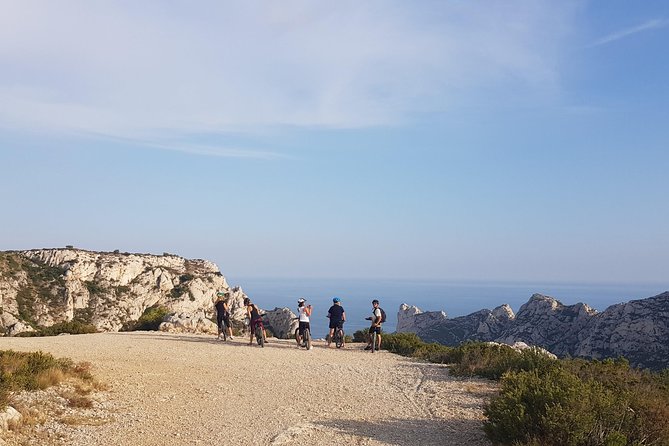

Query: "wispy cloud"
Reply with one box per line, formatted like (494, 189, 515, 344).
(0, 1, 578, 153)
(588, 18, 669, 47)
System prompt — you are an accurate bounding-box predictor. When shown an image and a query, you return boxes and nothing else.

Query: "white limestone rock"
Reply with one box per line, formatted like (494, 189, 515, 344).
(0, 248, 240, 336)
(0, 406, 21, 431)
(262, 307, 299, 339)
(396, 303, 447, 333)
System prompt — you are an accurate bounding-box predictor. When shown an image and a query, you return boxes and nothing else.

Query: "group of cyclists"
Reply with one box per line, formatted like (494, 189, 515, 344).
(212, 292, 384, 351)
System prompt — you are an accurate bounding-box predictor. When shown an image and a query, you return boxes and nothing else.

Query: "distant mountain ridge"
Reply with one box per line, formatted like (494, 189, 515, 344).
(398, 291, 669, 369)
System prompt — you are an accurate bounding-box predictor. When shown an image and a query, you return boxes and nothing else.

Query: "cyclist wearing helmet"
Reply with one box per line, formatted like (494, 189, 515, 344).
(244, 297, 266, 346)
(326, 297, 346, 348)
(295, 298, 312, 349)
(365, 299, 383, 351)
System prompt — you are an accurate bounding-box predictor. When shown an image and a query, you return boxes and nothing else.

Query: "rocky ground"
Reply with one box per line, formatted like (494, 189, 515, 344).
(0, 332, 496, 445)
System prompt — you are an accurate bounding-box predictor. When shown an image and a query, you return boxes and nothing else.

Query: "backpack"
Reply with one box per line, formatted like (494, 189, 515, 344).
(379, 307, 387, 324)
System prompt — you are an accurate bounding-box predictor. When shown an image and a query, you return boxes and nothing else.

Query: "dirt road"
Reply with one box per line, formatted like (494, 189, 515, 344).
(1, 332, 495, 445)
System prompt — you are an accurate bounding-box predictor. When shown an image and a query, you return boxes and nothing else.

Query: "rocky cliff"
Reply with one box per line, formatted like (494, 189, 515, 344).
(0, 248, 298, 338)
(398, 292, 669, 370)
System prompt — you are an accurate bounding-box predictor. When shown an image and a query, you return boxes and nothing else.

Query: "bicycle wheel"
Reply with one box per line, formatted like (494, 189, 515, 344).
(221, 323, 228, 341)
(371, 332, 377, 353)
(256, 329, 264, 347)
(335, 329, 344, 348)
(304, 328, 312, 350)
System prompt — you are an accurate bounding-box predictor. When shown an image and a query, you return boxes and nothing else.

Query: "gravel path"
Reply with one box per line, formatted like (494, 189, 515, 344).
(1, 332, 495, 445)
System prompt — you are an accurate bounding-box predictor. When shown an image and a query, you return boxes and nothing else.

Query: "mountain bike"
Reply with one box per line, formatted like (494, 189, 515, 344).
(294, 318, 312, 350)
(218, 319, 228, 341)
(365, 317, 381, 353)
(332, 322, 345, 348)
(252, 317, 265, 347)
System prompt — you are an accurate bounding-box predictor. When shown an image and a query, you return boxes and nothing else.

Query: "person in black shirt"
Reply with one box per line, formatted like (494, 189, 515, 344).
(326, 297, 346, 347)
(213, 292, 233, 340)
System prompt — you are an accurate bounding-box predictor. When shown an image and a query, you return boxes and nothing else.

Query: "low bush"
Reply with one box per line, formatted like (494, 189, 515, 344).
(0, 350, 94, 409)
(133, 305, 170, 331)
(352, 329, 368, 343)
(380, 332, 426, 356)
(449, 342, 558, 380)
(484, 358, 669, 445)
(15, 321, 98, 337)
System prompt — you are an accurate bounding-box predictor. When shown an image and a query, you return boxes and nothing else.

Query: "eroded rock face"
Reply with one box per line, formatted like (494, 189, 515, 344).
(396, 304, 447, 334)
(262, 307, 299, 339)
(0, 248, 247, 335)
(397, 292, 669, 369)
(574, 292, 669, 370)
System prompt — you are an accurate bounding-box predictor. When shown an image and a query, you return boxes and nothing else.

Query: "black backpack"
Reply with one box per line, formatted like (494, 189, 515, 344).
(379, 307, 387, 324)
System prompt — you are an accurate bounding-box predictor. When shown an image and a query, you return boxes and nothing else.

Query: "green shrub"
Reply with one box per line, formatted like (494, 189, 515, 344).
(352, 329, 368, 343)
(131, 305, 170, 331)
(449, 342, 558, 380)
(381, 332, 426, 356)
(84, 281, 105, 295)
(413, 342, 454, 363)
(484, 359, 669, 445)
(15, 321, 98, 337)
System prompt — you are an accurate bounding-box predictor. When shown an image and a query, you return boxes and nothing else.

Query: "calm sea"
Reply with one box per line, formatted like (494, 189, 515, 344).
(232, 277, 667, 339)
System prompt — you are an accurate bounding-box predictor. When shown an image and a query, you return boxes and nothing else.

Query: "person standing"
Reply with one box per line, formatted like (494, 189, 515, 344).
(326, 297, 346, 347)
(295, 298, 312, 349)
(213, 291, 234, 340)
(365, 299, 383, 351)
(244, 297, 266, 346)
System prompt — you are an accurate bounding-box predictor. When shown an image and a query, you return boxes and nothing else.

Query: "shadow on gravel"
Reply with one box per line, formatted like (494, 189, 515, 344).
(110, 332, 342, 351)
(318, 417, 490, 446)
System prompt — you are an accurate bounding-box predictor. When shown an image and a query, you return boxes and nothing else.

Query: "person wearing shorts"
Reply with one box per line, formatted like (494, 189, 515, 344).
(326, 297, 346, 347)
(213, 292, 233, 340)
(365, 299, 383, 351)
(244, 297, 266, 346)
(295, 298, 312, 349)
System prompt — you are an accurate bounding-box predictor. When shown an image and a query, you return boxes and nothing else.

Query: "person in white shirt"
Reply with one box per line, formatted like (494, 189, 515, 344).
(365, 299, 383, 351)
(295, 298, 312, 349)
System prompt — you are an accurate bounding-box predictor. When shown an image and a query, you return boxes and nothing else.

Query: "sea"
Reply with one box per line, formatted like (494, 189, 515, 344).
(232, 277, 667, 340)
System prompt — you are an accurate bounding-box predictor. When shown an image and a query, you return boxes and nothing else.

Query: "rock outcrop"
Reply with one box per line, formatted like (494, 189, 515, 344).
(0, 248, 250, 335)
(398, 292, 669, 369)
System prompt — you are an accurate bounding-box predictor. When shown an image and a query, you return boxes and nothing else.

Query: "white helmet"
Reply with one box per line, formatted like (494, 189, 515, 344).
(297, 298, 306, 304)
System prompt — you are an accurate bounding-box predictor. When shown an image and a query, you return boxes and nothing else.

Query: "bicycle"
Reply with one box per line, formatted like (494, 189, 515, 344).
(365, 317, 381, 353)
(218, 319, 228, 341)
(294, 318, 312, 350)
(251, 317, 265, 348)
(332, 322, 345, 349)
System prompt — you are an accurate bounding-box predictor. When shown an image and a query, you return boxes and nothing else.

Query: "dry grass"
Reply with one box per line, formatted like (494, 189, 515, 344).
(59, 390, 93, 408)
(35, 367, 67, 389)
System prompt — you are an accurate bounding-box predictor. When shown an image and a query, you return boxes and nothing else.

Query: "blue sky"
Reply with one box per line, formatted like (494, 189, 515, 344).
(1, 1, 668, 284)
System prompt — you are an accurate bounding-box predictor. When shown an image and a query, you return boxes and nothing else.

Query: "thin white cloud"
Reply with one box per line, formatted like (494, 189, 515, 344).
(588, 18, 669, 47)
(0, 1, 579, 153)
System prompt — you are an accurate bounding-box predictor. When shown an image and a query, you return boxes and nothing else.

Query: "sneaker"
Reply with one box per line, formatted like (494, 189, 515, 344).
(364, 345, 372, 351)
(229, 336, 234, 340)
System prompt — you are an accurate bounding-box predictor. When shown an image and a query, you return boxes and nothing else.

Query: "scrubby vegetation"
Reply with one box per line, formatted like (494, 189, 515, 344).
(0, 350, 94, 409)
(374, 333, 669, 446)
(121, 305, 169, 331)
(15, 321, 98, 337)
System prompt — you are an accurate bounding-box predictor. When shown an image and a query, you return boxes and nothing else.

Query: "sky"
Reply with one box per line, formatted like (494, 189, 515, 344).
(1, 1, 668, 284)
